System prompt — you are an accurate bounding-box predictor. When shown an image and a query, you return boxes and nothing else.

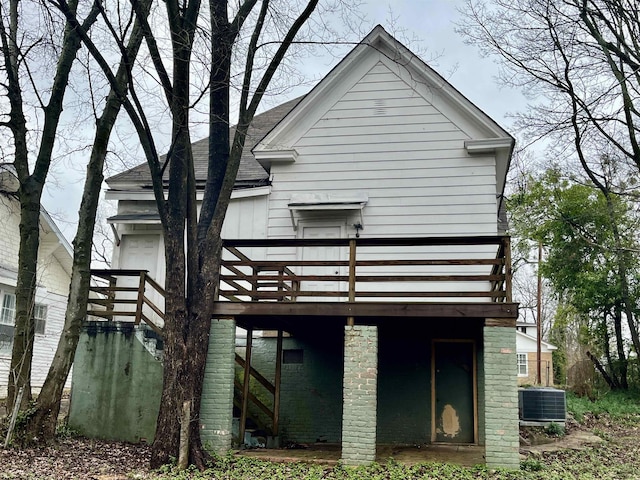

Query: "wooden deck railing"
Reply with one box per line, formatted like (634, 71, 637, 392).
(87, 269, 166, 334)
(220, 236, 513, 303)
(86, 236, 513, 331)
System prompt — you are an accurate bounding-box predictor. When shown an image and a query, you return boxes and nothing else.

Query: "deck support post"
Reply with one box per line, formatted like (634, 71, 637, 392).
(347, 239, 356, 327)
(239, 327, 253, 446)
(273, 329, 283, 437)
(341, 325, 378, 465)
(482, 324, 519, 469)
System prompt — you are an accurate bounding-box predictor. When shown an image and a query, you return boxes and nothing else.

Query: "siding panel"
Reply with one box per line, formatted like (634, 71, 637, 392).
(265, 60, 499, 254)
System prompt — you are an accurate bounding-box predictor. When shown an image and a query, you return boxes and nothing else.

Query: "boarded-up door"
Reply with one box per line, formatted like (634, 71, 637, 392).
(432, 340, 476, 443)
(299, 225, 342, 301)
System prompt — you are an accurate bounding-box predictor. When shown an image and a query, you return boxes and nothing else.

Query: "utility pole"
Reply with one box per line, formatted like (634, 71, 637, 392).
(536, 242, 543, 385)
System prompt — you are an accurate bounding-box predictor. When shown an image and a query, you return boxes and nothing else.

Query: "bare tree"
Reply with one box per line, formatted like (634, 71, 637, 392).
(461, 0, 640, 363)
(19, 0, 153, 441)
(460, 1, 639, 175)
(0, 0, 102, 412)
(52, 0, 363, 468)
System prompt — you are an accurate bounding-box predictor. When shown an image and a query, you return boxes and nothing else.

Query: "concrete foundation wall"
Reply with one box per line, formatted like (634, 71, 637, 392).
(69, 322, 162, 443)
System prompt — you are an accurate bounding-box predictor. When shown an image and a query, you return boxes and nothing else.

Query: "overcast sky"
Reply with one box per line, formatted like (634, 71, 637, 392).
(41, 0, 526, 242)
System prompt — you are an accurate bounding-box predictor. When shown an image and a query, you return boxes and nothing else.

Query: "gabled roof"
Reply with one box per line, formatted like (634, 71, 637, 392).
(0, 164, 73, 277)
(108, 26, 513, 197)
(106, 97, 303, 189)
(516, 330, 557, 351)
(254, 25, 514, 198)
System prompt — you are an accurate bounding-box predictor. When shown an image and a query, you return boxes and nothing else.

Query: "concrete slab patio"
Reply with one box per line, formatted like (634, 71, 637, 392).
(236, 443, 485, 467)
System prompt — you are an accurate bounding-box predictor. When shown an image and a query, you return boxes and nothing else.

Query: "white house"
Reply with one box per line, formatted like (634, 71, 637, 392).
(73, 26, 522, 468)
(0, 165, 73, 398)
(516, 320, 557, 386)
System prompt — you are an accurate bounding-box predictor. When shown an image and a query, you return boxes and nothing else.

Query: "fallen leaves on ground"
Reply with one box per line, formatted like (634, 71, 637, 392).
(1, 415, 640, 479)
(0, 437, 151, 479)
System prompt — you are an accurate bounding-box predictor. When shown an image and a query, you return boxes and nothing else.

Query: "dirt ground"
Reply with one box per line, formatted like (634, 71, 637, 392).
(0, 438, 151, 479)
(0, 414, 637, 479)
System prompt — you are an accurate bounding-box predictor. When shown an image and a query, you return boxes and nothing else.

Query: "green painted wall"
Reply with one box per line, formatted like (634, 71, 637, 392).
(68, 322, 163, 443)
(248, 320, 484, 446)
(248, 332, 344, 443)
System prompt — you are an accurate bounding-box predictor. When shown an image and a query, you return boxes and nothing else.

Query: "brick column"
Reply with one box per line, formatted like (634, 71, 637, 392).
(200, 318, 236, 454)
(341, 325, 378, 465)
(483, 325, 520, 469)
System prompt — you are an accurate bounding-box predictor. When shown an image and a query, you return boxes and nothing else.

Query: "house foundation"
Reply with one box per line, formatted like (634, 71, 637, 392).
(482, 325, 519, 469)
(341, 325, 378, 465)
(68, 322, 163, 443)
(201, 318, 236, 453)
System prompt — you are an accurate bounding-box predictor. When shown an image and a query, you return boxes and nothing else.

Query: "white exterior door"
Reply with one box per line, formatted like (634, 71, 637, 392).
(117, 235, 162, 323)
(300, 225, 343, 301)
(120, 235, 160, 275)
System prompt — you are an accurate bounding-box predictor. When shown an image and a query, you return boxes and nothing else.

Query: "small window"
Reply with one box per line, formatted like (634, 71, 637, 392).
(0, 293, 16, 325)
(283, 349, 304, 364)
(517, 353, 528, 376)
(34, 304, 47, 335)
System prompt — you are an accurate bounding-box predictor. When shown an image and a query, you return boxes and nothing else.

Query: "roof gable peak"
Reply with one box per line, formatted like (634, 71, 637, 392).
(254, 25, 512, 160)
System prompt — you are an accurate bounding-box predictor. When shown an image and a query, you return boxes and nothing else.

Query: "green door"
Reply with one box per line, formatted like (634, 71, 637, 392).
(433, 341, 475, 443)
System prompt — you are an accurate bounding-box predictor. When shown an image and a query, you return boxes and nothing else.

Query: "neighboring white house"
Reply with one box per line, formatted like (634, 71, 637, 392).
(0, 165, 73, 397)
(516, 320, 557, 386)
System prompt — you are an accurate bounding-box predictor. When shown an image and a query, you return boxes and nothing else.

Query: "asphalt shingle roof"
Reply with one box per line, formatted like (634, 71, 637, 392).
(106, 96, 303, 189)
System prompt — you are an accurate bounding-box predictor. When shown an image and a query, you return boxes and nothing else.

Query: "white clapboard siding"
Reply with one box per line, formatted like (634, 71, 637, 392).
(312, 114, 447, 129)
(0, 195, 73, 396)
(257, 59, 504, 299)
(221, 195, 268, 239)
(220, 195, 270, 267)
(0, 293, 72, 395)
(0, 290, 73, 395)
(114, 196, 270, 281)
(30, 290, 71, 393)
(273, 165, 496, 182)
(266, 60, 498, 244)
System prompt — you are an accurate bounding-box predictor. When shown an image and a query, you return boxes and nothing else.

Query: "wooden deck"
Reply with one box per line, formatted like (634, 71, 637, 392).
(87, 235, 518, 332)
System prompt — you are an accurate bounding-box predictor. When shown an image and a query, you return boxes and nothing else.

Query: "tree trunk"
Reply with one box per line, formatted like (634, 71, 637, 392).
(3, 0, 100, 414)
(604, 194, 640, 359)
(22, 106, 117, 441)
(586, 350, 618, 389)
(141, 0, 318, 467)
(150, 223, 212, 468)
(613, 304, 629, 390)
(149, 220, 225, 469)
(7, 188, 41, 410)
(601, 315, 620, 389)
(150, 45, 198, 460)
(21, 2, 151, 442)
